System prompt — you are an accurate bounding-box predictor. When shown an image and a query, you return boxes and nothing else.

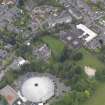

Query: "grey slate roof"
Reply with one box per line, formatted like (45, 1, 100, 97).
(0, 49, 7, 61)
(47, 11, 72, 27)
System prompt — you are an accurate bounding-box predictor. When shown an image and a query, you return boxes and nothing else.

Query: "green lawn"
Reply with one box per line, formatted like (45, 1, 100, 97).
(78, 48, 105, 70)
(77, 48, 105, 105)
(84, 83, 105, 105)
(41, 36, 64, 57)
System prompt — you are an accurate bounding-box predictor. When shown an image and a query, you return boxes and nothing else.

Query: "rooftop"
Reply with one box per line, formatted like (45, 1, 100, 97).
(0, 49, 7, 60)
(0, 85, 19, 105)
(21, 77, 55, 103)
(76, 24, 98, 43)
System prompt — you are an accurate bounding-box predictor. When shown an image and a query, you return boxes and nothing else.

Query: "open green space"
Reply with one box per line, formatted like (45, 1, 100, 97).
(78, 48, 105, 70)
(41, 36, 65, 57)
(83, 83, 105, 105)
(79, 49, 105, 105)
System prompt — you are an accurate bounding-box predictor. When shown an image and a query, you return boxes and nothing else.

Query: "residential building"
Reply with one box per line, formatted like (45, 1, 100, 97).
(68, 5, 82, 20)
(47, 11, 72, 28)
(33, 44, 51, 61)
(1, 0, 16, 5)
(0, 49, 7, 61)
(9, 57, 29, 70)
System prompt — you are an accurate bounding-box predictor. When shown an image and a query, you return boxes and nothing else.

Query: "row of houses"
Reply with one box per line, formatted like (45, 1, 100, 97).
(0, 4, 22, 31)
(59, 0, 82, 20)
(47, 10, 72, 28)
(29, 5, 60, 32)
(45, 0, 82, 29)
(0, 0, 22, 6)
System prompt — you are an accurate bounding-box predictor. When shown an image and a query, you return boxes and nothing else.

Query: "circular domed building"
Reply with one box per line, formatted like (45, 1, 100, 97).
(17, 73, 70, 105)
(20, 76, 55, 104)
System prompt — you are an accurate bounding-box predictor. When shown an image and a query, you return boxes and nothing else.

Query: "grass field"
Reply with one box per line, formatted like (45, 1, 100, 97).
(41, 36, 64, 57)
(78, 48, 105, 70)
(78, 48, 105, 105)
(84, 83, 105, 105)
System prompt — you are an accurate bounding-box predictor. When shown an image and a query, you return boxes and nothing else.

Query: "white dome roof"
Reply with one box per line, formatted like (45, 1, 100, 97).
(21, 77, 55, 103)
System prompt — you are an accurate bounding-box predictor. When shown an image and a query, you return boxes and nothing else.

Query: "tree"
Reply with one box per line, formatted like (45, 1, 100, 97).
(98, 46, 105, 63)
(72, 52, 83, 61)
(16, 0, 24, 7)
(5, 71, 18, 85)
(96, 69, 105, 81)
(16, 44, 32, 58)
(0, 96, 8, 105)
(59, 48, 73, 62)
